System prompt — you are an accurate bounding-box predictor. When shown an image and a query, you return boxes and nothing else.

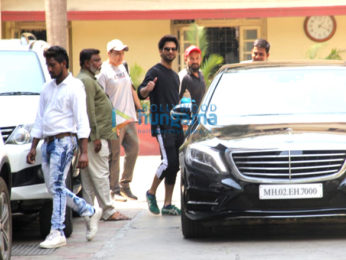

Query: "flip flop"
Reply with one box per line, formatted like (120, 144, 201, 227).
(106, 211, 131, 221)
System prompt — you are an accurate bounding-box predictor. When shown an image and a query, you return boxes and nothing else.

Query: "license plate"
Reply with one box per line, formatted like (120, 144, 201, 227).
(259, 183, 323, 200)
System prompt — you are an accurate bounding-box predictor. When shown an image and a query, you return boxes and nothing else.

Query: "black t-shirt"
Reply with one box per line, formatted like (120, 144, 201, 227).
(179, 70, 206, 107)
(138, 63, 182, 136)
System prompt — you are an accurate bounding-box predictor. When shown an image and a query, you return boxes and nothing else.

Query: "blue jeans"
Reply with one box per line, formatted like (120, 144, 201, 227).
(41, 136, 94, 231)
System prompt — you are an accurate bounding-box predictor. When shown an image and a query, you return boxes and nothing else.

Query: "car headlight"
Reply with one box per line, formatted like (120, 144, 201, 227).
(6, 124, 33, 145)
(185, 143, 227, 174)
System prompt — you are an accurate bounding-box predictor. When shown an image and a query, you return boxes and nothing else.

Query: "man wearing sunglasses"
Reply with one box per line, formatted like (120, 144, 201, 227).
(138, 35, 184, 216)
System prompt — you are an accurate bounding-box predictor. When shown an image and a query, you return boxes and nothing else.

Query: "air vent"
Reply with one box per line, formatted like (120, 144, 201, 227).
(230, 150, 346, 180)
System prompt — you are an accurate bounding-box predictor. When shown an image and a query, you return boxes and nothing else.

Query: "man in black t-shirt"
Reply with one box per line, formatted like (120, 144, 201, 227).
(138, 35, 184, 216)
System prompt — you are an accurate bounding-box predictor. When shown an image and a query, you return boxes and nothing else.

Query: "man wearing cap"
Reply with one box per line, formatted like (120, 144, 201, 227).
(179, 45, 206, 107)
(97, 39, 139, 202)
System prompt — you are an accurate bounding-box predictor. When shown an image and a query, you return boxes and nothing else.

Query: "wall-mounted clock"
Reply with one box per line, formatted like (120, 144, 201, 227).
(304, 16, 336, 42)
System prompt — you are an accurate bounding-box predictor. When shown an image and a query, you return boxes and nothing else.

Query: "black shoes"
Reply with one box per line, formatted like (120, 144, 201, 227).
(120, 188, 138, 200)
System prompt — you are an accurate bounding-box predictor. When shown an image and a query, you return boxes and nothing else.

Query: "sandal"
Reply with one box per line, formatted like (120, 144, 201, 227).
(106, 211, 131, 221)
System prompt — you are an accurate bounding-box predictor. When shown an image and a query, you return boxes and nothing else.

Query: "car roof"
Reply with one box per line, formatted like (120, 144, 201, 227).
(0, 37, 51, 81)
(0, 39, 32, 50)
(0, 38, 49, 52)
(219, 60, 346, 73)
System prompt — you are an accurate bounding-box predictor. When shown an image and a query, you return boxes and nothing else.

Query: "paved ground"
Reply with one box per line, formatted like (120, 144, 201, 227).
(11, 156, 346, 260)
(12, 155, 180, 259)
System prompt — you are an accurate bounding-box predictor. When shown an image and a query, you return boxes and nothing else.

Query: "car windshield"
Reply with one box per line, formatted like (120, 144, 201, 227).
(0, 51, 45, 95)
(207, 66, 346, 125)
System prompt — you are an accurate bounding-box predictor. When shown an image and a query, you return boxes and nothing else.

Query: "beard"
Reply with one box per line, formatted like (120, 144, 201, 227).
(50, 69, 63, 79)
(90, 65, 100, 75)
(161, 53, 175, 63)
(189, 63, 200, 73)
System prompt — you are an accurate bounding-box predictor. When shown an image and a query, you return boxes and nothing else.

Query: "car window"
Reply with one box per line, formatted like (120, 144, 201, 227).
(0, 51, 45, 94)
(207, 66, 346, 125)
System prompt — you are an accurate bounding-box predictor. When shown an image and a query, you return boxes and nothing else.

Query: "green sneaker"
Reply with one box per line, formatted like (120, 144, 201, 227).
(146, 191, 160, 215)
(161, 205, 181, 216)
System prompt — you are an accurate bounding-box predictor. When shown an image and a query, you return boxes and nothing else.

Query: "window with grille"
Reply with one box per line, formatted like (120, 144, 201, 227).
(175, 23, 263, 68)
(205, 27, 239, 64)
(19, 29, 47, 41)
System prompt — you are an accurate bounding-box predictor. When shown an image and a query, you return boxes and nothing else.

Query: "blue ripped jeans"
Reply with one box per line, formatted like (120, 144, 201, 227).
(41, 136, 94, 232)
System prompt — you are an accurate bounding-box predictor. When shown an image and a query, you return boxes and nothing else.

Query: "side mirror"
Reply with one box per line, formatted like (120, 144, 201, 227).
(170, 103, 193, 123)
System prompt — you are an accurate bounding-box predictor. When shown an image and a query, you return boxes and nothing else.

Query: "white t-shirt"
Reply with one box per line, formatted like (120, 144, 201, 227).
(178, 68, 188, 96)
(178, 68, 188, 83)
(97, 62, 137, 124)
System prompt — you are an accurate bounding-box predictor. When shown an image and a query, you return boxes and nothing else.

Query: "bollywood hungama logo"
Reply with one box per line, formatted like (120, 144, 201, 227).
(137, 103, 217, 127)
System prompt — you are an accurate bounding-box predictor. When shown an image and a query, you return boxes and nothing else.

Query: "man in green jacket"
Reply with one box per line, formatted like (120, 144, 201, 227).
(77, 48, 129, 221)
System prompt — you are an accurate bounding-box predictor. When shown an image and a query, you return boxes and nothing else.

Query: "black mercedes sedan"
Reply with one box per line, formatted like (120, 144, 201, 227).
(172, 61, 346, 238)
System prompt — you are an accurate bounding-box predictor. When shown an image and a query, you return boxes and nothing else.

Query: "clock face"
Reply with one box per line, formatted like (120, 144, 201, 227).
(304, 16, 336, 42)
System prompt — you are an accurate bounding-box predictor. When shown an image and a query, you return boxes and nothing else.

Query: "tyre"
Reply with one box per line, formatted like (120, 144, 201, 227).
(39, 169, 73, 238)
(63, 167, 73, 237)
(181, 201, 209, 238)
(39, 200, 51, 238)
(0, 177, 12, 260)
(39, 202, 73, 238)
(181, 181, 209, 239)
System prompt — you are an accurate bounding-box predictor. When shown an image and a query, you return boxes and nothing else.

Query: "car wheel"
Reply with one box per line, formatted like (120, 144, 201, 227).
(63, 167, 73, 237)
(39, 169, 74, 238)
(181, 204, 209, 238)
(181, 184, 209, 238)
(39, 200, 51, 238)
(39, 201, 73, 238)
(0, 177, 12, 260)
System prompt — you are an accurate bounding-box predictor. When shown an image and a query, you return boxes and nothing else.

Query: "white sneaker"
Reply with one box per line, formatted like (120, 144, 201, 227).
(40, 230, 66, 249)
(84, 207, 102, 241)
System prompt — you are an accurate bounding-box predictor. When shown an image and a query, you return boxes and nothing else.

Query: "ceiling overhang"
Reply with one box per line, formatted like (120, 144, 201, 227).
(3, 5, 346, 21)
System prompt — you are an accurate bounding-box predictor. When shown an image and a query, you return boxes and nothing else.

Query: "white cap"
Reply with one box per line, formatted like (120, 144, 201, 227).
(107, 39, 129, 52)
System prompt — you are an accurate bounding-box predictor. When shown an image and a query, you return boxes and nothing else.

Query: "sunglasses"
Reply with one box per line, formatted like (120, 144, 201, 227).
(163, 47, 177, 52)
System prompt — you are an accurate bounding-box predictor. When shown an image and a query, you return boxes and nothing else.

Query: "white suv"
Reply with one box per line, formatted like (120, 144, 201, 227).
(0, 132, 12, 260)
(0, 36, 75, 238)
